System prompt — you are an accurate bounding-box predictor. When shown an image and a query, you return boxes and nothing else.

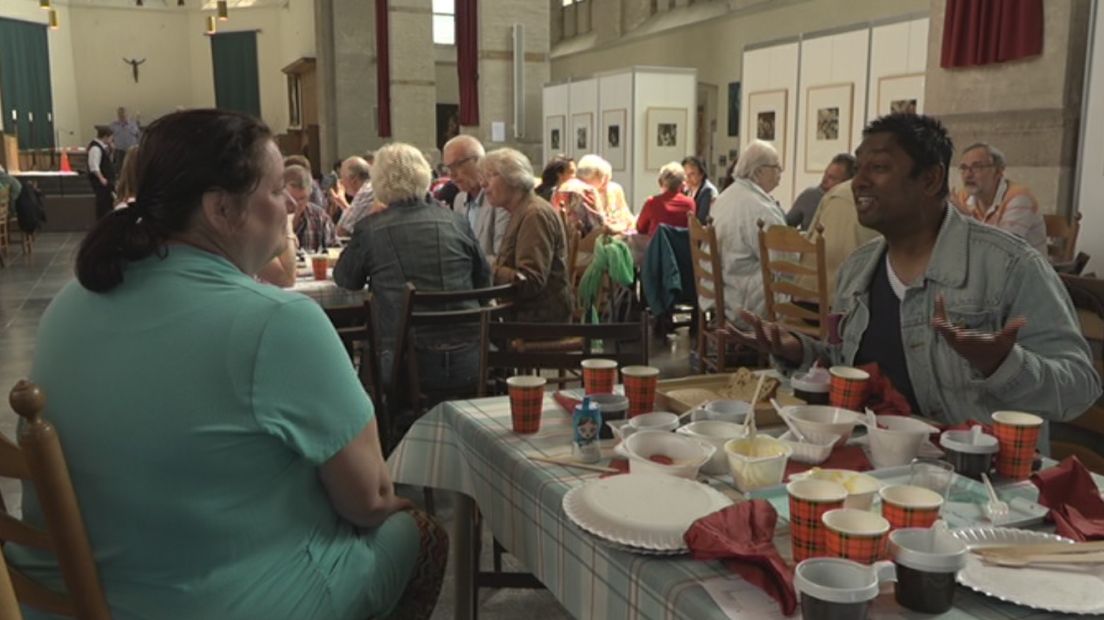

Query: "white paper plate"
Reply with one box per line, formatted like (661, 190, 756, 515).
(563, 474, 732, 552)
(953, 527, 1104, 615)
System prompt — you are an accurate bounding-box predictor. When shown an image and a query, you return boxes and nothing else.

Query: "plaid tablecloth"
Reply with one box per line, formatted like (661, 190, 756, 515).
(387, 395, 1088, 620)
(290, 275, 366, 307)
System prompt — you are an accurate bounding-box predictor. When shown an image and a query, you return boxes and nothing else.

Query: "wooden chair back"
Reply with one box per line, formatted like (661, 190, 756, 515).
(0, 380, 111, 619)
(1045, 211, 1082, 263)
(1053, 274, 1104, 473)
(0, 185, 10, 264)
(0, 549, 23, 620)
(477, 312, 650, 396)
(757, 220, 829, 340)
(392, 282, 516, 416)
(687, 214, 724, 328)
(323, 296, 384, 409)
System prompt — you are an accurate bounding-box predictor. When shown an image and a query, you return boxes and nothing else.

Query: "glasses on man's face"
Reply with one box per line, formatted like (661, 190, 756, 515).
(444, 155, 477, 174)
(762, 164, 783, 173)
(958, 163, 995, 174)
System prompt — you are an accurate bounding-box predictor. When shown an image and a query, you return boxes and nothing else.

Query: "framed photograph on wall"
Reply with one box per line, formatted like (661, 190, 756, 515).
(546, 115, 565, 161)
(746, 89, 788, 165)
(646, 107, 688, 170)
(571, 112, 592, 158)
(727, 82, 741, 137)
(602, 108, 627, 171)
(876, 73, 925, 117)
(804, 83, 854, 173)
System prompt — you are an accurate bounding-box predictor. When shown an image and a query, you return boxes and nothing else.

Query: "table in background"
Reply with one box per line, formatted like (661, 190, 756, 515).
(290, 272, 366, 308)
(388, 395, 1069, 620)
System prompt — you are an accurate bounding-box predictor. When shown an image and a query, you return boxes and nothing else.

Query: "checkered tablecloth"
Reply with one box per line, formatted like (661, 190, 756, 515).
(387, 395, 1084, 620)
(290, 275, 367, 307)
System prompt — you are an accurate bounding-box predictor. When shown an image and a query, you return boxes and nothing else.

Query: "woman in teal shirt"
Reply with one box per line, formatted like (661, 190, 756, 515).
(6, 110, 446, 619)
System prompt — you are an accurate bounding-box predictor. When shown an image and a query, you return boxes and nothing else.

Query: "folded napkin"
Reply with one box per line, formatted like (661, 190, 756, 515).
(855, 363, 912, 416)
(1031, 455, 1104, 541)
(683, 500, 798, 616)
(553, 390, 580, 413)
(785, 445, 871, 477)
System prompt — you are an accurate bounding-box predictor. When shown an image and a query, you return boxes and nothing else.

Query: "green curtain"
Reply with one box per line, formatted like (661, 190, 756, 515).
(0, 18, 55, 149)
(210, 31, 261, 118)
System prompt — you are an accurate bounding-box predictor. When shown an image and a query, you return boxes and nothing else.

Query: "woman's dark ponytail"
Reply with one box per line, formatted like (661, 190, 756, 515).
(74, 109, 272, 293)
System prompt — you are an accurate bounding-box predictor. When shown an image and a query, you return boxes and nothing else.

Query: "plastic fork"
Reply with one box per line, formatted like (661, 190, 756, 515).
(981, 473, 1010, 523)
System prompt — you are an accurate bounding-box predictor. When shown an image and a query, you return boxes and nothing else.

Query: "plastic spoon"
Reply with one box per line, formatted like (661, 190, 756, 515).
(773, 398, 807, 442)
(864, 407, 878, 429)
(745, 374, 766, 440)
(970, 425, 983, 446)
(981, 473, 1010, 523)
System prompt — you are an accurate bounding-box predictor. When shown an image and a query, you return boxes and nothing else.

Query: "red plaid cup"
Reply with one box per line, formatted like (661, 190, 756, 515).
(507, 375, 547, 433)
(621, 365, 660, 417)
(879, 485, 943, 530)
(829, 366, 870, 411)
(991, 411, 1043, 480)
(581, 359, 618, 395)
(787, 479, 847, 563)
(822, 508, 891, 565)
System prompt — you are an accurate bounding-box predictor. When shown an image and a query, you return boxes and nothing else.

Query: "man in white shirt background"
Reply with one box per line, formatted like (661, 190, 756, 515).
(442, 135, 510, 263)
(109, 106, 141, 171)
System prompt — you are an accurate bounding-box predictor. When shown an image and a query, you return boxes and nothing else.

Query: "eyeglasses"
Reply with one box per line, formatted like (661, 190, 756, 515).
(444, 155, 478, 173)
(760, 164, 783, 173)
(958, 163, 995, 174)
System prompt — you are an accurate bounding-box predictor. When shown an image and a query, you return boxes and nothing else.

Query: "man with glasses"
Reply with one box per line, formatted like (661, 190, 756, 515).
(952, 143, 1046, 255)
(443, 135, 510, 262)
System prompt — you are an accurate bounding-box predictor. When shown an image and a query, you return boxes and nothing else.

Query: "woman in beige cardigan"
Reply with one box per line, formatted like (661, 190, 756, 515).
(482, 148, 573, 322)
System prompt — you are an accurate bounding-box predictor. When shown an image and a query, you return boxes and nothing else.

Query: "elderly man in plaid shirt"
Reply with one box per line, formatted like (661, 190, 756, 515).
(286, 165, 335, 252)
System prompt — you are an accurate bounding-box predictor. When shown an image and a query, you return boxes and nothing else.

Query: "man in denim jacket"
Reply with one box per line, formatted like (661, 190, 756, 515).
(730, 114, 1100, 447)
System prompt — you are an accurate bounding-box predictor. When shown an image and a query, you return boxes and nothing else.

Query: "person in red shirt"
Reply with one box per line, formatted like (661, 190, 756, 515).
(636, 161, 697, 235)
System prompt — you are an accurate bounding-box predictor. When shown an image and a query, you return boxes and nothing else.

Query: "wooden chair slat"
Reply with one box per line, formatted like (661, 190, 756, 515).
(774, 302, 821, 322)
(770, 280, 822, 302)
(0, 512, 52, 549)
(767, 260, 818, 276)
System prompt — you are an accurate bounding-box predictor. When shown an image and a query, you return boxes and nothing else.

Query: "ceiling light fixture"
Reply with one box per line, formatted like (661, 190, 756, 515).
(39, 0, 51, 10)
(206, 15, 217, 34)
(178, 0, 186, 5)
(217, 0, 229, 21)
(48, 8, 59, 30)
(136, 0, 144, 6)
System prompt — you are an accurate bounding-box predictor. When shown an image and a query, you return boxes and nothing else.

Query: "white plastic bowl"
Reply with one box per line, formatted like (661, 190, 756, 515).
(777, 431, 837, 465)
(868, 415, 941, 468)
(615, 430, 715, 479)
(724, 435, 793, 493)
(677, 420, 747, 475)
(782, 405, 863, 446)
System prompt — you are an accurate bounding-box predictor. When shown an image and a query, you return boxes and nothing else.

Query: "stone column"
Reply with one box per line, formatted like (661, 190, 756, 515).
(388, 0, 437, 152)
(314, 0, 339, 168)
(924, 0, 1092, 216)
(330, 0, 379, 157)
(473, 0, 550, 165)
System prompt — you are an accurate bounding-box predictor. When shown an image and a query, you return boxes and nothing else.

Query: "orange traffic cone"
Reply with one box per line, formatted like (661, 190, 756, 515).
(59, 149, 72, 173)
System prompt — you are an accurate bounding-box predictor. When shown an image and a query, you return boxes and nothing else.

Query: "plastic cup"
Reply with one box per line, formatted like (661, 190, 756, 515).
(581, 358, 617, 395)
(787, 479, 848, 563)
(822, 508, 891, 565)
(829, 366, 870, 411)
(621, 365, 660, 417)
(879, 484, 944, 530)
(507, 375, 547, 433)
(310, 254, 328, 280)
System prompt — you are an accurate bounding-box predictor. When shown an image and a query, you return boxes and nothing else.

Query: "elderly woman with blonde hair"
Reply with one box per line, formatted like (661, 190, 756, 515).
(575, 153, 635, 233)
(335, 142, 490, 396)
(483, 148, 572, 322)
(707, 140, 788, 323)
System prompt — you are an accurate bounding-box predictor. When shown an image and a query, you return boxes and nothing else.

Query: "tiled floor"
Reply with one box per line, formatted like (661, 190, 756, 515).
(0, 233, 696, 619)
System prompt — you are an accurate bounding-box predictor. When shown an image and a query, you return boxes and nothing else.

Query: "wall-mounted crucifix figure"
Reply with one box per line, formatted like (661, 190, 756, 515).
(123, 58, 146, 83)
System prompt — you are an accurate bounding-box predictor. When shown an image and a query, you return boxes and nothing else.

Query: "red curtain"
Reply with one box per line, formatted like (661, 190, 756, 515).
(457, 0, 479, 126)
(375, 0, 391, 137)
(940, 0, 1044, 68)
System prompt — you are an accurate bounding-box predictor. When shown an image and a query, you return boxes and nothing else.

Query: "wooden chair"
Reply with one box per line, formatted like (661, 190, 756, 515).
(0, 185, 10, 266)
(477, 311, 650, 397)
(0, 380, 111, 619)
(1045, 211, 1082, 263)
(0, 550, 23, 620)
(757, 219, 830, 341)
(1054, 274, 1104, 473)
(688, 215, 736, 373)
(323, 297, 387, 442)
(390, 282, 516, 421)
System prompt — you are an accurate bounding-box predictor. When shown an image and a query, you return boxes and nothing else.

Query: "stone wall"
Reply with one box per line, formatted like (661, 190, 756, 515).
(925, 0, 1091, 216)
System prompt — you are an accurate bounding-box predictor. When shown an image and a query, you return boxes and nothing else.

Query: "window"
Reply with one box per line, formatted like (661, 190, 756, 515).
(433, 0, 455, 46)
(562, 0, 585, 5)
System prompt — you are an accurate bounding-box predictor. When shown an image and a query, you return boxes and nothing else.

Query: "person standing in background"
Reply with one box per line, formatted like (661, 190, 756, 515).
(109, 107, 141, 171)
(88, 127, 116, 219)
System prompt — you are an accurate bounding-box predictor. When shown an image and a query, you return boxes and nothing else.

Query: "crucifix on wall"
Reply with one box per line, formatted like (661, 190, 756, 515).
(123, 58, 146, 83)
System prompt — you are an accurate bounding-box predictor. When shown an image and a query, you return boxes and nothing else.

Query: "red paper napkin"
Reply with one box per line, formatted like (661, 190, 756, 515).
(553, 390, 580, 413)
(683, 500, 798, 616)
(785, 445, 872, 477)
(1031, 455, 1104, 541)
(855, 363, 912, 416)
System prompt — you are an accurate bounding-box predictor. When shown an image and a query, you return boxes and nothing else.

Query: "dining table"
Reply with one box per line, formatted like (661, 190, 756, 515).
(386, 391, 1093, 620)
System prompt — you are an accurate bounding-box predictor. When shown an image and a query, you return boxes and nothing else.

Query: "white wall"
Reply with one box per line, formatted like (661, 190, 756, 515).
(793, 27, 869, 198)
(0, 0, 314, 148)
(741, 42, 800, 208)
(542, 81, 569, 164)
(631, 68, 695, 212)
(1076, 1, 1104, 273)
(868, 18, 928, 121)
(597, 70, 633, 198)
(567, 77, 598, 161)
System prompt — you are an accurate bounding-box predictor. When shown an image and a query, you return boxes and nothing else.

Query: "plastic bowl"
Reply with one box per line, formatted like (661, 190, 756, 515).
(724, 435, 792, 493)
(615, 430, 715, 479)
(777, 431, 838, 465)
(782, 405, 863, 446)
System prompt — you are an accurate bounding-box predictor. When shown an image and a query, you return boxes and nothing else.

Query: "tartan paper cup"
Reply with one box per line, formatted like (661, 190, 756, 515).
(787, 479, 848, 562)
(991, 411, 1043, 480)
(828, 366, 870, 411)
(879, 484, 943, 530)
(507, 375, 547, 433)
(621, 365, 660, 417)
(823, 508, 891, 565)
(581, 358, 618, 395)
